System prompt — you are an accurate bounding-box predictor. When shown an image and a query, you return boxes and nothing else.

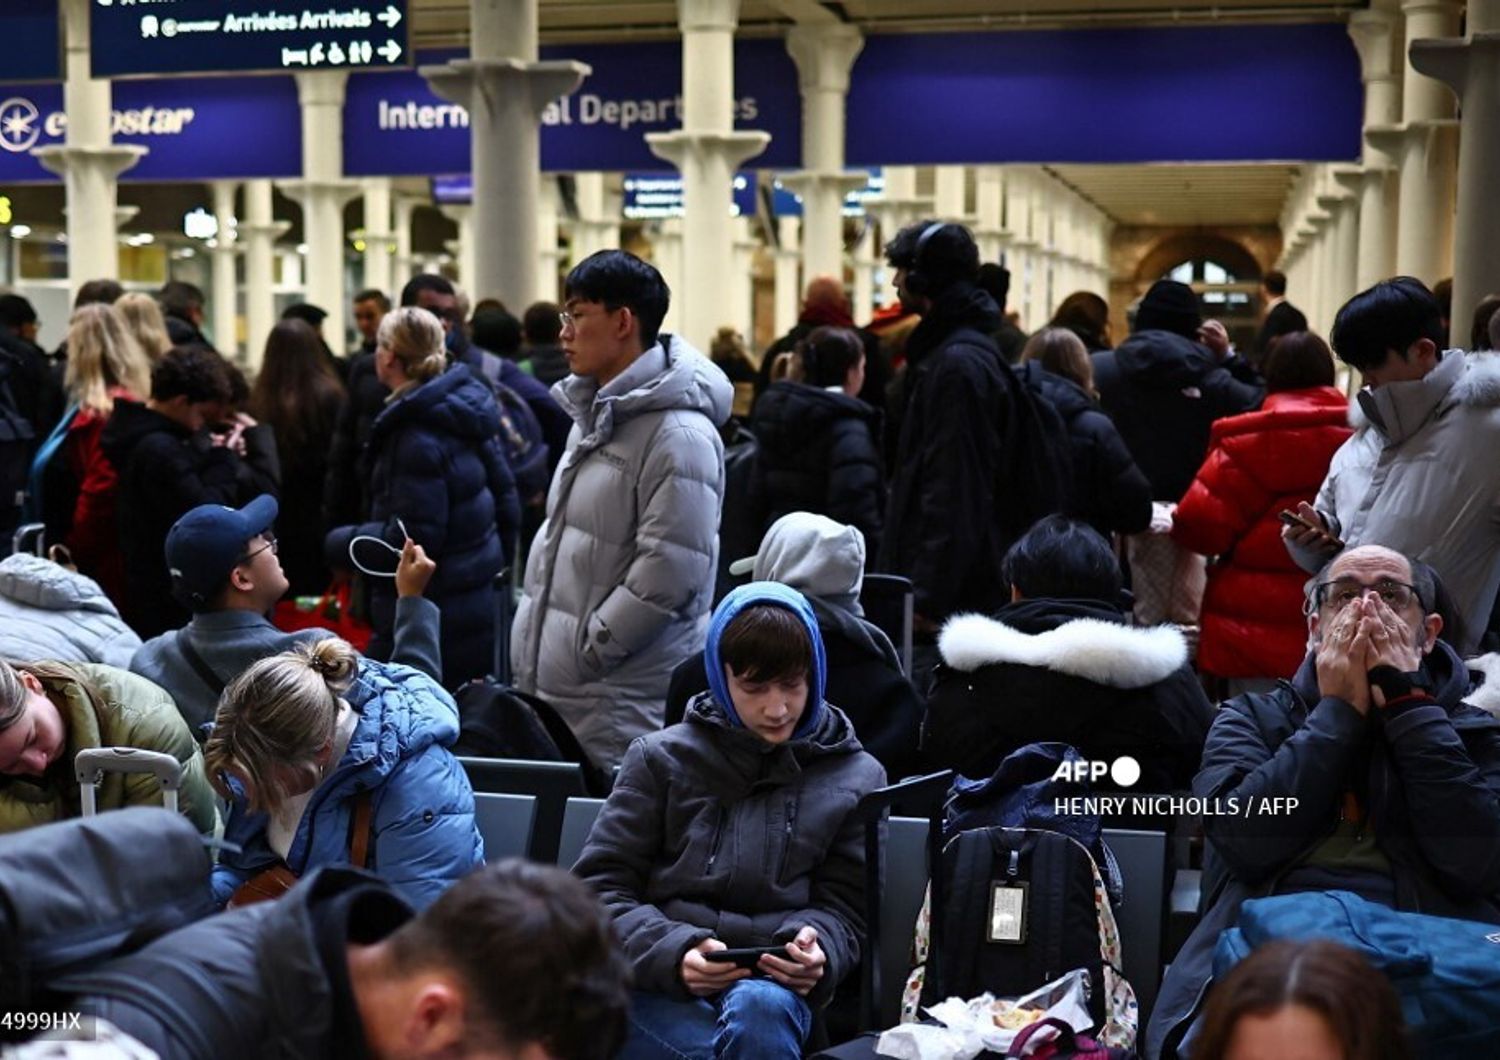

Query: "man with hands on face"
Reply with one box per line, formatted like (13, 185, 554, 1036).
(1147, 544, 1500, 1060)
(574, 582, 885, 1060)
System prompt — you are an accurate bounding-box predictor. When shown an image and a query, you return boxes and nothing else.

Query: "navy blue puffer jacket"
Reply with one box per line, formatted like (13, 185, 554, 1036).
(327, 365, 520, 688)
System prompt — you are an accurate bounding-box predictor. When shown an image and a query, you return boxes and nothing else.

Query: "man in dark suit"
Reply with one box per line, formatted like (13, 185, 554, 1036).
(1255, 269, 1308, 366)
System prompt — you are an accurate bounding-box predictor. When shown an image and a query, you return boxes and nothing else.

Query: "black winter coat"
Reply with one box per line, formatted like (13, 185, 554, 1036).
(102, 401, 280, 638)
(164, 314, 212, 351)
(326, 366, 520, 689)
(0, 330, 64, 442)
(68, 869, 412, 1060)
(925, 598, 1212, 792)
(665, 597, 924, 780)
(749, 381, 885, 553)
(1019, 362, 1152, 538)
(575, 696, 885, 1007)
(322, 351, 387, 528)
(881, 284, 1030, 620)
(756, 320, 892, 413)
(1093, 330, 1263, 503)
(1147, 640, 1500, 1059)
(522, 343, 570, 387)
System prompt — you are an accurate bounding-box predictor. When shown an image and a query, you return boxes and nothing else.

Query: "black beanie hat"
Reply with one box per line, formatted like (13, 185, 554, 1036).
(1135, 280, 1202, 339)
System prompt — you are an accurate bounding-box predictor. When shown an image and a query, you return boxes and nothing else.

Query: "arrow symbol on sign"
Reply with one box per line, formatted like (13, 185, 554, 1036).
(378, 39, 402, 63)
(377, 4, 401, 27)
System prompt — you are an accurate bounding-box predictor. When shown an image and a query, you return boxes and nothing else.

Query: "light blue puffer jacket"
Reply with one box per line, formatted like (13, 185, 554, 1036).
(211, 659, 482, 910)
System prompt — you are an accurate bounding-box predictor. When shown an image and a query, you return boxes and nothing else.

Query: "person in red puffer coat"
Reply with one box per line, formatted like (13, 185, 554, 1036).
(1172, 331, 1353, 685)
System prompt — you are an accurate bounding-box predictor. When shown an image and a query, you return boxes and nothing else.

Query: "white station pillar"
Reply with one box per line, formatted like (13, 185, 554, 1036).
(1348, 0, 1404, 292)
(240, 180, 290, 372)
(362, 179, 395, 299)
(423, 0, 589, 308)
(773, 215, 801, 337)
(782, 23, 865, 285)
(210, 181, 239, 360)
(646, 0, 769, 348)
(569, 172, 621, 268)
(35, 0, 144, 292)
(1392, 0, 1462, 286)
(1411, 0, 1500, 345)
(279, 72, 361, 348)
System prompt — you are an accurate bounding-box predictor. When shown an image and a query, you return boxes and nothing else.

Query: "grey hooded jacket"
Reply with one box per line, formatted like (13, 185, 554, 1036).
(1287, 351, 1500, 654)
(0, 554, 141, 668)
(574, 695, 886, 1007)
(511, 336, 732, 770)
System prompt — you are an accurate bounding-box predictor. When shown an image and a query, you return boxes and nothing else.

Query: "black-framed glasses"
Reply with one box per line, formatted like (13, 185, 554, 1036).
(238, 534, 278, 565)
(1313, 578, 1418, 612)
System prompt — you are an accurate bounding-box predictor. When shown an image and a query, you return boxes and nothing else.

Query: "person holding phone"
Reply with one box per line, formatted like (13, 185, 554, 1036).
(1283, 278, 1500, 655)
(574, 582, 886, 1060)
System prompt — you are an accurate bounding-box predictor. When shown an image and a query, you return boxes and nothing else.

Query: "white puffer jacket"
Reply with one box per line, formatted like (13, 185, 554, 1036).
(1289, 351, 1500, 655)
(0, 553, 141, 667)
(511, 336, 732, 770)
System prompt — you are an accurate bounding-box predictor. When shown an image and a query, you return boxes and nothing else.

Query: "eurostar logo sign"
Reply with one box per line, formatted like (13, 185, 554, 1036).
(0, 99, 39, 154)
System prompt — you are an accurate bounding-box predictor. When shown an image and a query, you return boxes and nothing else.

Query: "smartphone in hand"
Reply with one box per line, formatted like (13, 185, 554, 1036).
(1279, 509, 1344, 549)
(703, 946, 784, 969)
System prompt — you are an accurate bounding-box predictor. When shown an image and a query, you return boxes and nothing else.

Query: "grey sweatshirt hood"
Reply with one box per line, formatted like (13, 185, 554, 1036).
(732, 512, 867, 616)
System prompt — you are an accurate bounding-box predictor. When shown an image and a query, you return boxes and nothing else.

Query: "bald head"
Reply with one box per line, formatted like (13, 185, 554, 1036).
(804, 276, 848, 313)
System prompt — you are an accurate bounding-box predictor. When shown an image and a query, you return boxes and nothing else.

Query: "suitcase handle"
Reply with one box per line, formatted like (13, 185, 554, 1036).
(75, 748, 184, 817)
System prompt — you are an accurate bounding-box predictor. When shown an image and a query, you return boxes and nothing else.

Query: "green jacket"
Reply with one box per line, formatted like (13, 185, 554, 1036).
(0, 664, 217, 835)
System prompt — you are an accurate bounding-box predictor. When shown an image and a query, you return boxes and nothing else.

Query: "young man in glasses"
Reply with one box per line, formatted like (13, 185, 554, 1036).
(130, 496, 442, 738)
(1148, 544, 1500, 1059)
(1282, 276, 1500, 655)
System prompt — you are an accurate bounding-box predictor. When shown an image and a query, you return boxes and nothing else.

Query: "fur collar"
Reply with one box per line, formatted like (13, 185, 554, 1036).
(1350, 352, 1500, 435)
(1452, 351, 1500, 408)
(938, 612, 1188, 688)
(1467, 652, 1500, 719)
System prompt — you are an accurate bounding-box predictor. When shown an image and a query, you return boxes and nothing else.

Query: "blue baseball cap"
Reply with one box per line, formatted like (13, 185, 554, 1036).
(165, 495, 278, 606)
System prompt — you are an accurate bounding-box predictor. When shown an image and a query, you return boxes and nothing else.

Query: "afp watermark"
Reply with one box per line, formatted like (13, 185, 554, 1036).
(1051, 756, 1299, 819)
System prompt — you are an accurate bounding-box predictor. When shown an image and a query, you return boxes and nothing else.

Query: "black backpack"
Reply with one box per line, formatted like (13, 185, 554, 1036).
(471, 350, 551, 502)
(908, 745, 1138, 1050)
(0, 353, 35, 535)
(452, 679, 609, 794)
(951, 328, 1073, 543)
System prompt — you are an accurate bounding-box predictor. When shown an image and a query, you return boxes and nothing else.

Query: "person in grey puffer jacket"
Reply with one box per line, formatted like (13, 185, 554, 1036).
(575, 582, 886, 1060)
(0, 553, 140, 667)
(511, 251, 732, 771)
(1283, 277, 1500, 656)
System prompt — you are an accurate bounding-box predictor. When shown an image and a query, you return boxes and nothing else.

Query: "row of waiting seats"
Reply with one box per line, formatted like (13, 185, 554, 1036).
(463, 758, 1175, 1028)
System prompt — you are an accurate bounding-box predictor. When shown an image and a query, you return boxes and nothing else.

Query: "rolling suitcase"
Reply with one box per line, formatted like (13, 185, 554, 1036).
(73, 747, 184, 817)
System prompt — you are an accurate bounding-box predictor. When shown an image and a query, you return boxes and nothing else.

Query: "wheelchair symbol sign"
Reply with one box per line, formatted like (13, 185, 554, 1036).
(0, 99, 41, 154)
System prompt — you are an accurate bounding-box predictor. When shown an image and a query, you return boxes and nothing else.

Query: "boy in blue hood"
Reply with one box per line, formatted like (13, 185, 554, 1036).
(575, 582, 886, 1059)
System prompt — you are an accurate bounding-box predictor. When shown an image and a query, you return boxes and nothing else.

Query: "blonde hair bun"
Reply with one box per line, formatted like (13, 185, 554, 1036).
(304, 638, 359, 690)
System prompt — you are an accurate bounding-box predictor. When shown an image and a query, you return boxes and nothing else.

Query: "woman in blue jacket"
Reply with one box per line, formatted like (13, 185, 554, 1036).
(204, 637, 482, 910)
(326, 306, 520, 689)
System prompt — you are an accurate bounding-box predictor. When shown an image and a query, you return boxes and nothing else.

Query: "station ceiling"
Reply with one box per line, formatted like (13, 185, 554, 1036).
(1049, 164, 1302, 226)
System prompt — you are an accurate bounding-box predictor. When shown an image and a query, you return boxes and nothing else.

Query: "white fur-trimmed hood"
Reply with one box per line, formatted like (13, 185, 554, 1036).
(939, 613, 1188, 688)
(1467, 652, 1500, 719)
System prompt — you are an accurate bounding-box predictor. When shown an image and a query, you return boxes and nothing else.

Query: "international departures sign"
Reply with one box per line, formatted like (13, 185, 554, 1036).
(90, 0, 411, 78)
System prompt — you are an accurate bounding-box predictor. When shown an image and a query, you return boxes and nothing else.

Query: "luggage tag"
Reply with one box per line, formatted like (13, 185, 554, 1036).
(988, 880, 1028, 944)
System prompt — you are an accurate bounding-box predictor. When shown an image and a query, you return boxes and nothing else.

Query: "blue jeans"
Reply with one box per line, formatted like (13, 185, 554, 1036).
(619, 979, 813, 1060)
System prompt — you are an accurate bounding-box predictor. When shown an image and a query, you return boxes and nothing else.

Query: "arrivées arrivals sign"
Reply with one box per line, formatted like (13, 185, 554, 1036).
(91, 0, 411, 78)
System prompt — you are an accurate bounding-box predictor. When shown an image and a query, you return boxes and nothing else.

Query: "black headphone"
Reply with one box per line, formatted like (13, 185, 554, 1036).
(904, 222, 954, 298)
